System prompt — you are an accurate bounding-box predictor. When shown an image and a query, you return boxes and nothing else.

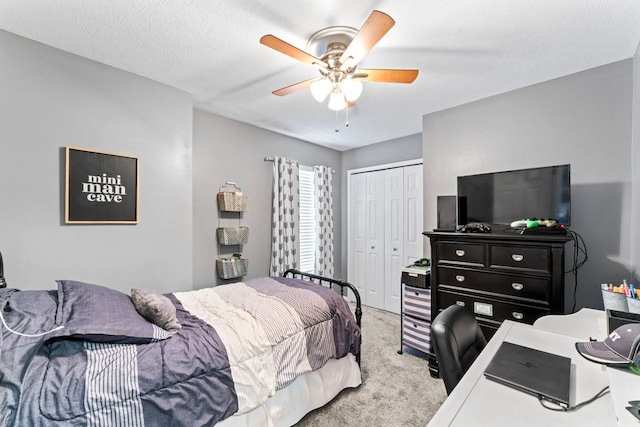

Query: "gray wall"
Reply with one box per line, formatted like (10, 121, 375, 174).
(422, 60, 634, 311)
(0, 30, 344, 293)
(633, 44, 640, 280)
(5, 25, 640, 311)
(339, 133, 423, 278)
(0, 30, 194, 293)
(192, 110, 341, 288)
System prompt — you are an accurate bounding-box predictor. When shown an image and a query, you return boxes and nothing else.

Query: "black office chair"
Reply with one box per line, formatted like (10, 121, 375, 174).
(431, 304, 487, 395)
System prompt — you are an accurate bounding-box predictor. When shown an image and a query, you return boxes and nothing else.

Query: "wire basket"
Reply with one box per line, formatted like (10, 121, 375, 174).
(217, 191, 247, 211)
(217, 226, 250, 245)
(216, 255, 248, 279)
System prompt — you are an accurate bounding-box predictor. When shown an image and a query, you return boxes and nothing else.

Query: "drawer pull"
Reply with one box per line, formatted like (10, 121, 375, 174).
(456, 301, 466, 307)
(512, 312, 524, 320)
(512, 283, 524, 291)
(455, 275, 465, 282)
(455, 250, 465, 257)
(511, 254, 524, 262)
(414, 292, 420, 296)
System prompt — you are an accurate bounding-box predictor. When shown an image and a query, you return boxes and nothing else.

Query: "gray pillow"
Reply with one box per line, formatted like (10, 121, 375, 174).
(55, 280, 175, 344)
(131, 288, 182, 331)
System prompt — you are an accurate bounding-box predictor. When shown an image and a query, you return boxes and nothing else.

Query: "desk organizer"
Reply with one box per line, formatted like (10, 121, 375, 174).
(628, 297, 640, 314)
(607, 309, 640, 333)
(602, 289, 629, 311)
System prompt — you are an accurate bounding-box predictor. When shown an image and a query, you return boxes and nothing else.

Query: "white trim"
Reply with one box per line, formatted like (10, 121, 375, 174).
(347, 158, 423, 176)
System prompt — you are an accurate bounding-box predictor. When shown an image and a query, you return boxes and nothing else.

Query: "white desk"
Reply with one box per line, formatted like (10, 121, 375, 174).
(427, 309, 640, 427)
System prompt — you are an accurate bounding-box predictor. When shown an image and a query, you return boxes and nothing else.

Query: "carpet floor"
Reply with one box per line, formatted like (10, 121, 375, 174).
(295, 304, 448, 426)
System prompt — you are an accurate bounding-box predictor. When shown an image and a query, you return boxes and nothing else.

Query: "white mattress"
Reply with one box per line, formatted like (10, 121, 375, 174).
(217, 353, 361, 427)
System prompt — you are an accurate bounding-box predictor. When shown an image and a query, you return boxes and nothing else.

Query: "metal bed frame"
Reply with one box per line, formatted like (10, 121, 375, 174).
(283, 268, 362, 364)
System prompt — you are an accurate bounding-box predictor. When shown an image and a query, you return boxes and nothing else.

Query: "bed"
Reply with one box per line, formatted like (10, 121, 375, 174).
(0, 269, 362, 426)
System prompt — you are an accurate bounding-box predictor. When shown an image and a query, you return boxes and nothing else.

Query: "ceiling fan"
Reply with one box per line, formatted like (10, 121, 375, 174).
(260, 10, 418, 111)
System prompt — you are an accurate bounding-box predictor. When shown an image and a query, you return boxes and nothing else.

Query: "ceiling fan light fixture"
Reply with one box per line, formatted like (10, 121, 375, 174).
(328, 91, 347, 111)
(310, 78, 332, 102)
(342, 78, 363, 102)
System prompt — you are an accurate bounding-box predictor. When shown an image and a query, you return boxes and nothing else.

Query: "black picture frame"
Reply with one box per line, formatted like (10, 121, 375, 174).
(65, 146, 139, 224)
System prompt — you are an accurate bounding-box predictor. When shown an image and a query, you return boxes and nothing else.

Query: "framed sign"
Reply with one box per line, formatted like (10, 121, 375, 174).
(65, 147, 139, 224)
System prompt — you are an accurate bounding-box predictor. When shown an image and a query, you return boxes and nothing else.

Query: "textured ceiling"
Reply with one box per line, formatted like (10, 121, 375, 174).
(1, 1, 639, 151)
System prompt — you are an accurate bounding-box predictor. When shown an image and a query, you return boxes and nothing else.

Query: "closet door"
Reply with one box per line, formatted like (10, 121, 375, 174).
(348, 162, 423, 314)
(403, 164, 423, 264)
(365, 171, 385, 310)
(384, 168, 404, 314)
(349, 173, 367, 300)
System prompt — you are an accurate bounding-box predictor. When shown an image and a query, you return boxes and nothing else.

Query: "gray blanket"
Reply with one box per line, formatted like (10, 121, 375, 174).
(0, 276, 360, 426)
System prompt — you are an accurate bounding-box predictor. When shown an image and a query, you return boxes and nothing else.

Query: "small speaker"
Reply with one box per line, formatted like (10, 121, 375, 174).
(436, 195, 457, 231)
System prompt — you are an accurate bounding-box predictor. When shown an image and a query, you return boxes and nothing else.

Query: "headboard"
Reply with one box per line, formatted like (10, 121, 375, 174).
(283, 268, 361, 329)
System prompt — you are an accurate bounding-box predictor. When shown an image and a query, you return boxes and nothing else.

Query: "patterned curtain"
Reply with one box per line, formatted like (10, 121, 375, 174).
(270, 157, 300, 276)
(314, 165, 334, 277)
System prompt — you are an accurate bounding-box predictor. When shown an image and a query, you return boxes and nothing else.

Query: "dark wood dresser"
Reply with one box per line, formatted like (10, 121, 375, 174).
(424, 230, 571, 376)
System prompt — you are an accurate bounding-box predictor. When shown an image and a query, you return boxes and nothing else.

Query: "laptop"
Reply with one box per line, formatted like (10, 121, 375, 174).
(484, 341, 571, 407)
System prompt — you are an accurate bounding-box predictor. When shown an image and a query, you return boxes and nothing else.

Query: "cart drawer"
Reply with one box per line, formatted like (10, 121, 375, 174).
(403, 285, 431, 321)
(402, 315, 431, 354)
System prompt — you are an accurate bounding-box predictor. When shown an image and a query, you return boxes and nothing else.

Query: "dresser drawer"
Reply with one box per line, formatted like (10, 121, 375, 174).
(439, 290, 550, 325)
(438, 267, 550, 304)
(403, 284, 431, 321)
(489, 244, 550, 274)
(402, 315, 431, 354)
(437, 242, 485, 266)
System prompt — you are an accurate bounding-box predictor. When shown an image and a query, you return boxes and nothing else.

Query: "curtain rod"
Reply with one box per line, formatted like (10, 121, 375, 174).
(264, 157, 335, 173)
(264, 156, 295, 164)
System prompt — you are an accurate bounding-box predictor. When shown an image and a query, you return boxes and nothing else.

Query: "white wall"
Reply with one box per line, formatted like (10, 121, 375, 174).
(0, 30, 194, 293)
(422, 60, 634, 311)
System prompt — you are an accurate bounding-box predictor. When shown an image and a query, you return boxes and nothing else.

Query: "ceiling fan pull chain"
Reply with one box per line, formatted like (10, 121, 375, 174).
(335, 109, 339, 132)
(345, 101, 350, 127)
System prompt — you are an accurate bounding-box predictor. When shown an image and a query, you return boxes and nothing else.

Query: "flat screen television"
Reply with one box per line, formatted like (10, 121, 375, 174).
(457, 164, 571, 227)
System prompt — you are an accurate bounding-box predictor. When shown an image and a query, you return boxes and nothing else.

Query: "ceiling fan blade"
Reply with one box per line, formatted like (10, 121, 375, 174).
(339, 10, 395, 67)
(260, 35, 327, 67)
(354, 68, 419, 84)
(272, 78, 320, 96)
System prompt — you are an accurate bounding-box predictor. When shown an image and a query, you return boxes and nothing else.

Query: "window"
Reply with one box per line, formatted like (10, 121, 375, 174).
(299, 166, 316, 273)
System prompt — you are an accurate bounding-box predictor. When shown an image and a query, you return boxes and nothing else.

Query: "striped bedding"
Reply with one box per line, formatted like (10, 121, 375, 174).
(0, 276, 361, 426)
